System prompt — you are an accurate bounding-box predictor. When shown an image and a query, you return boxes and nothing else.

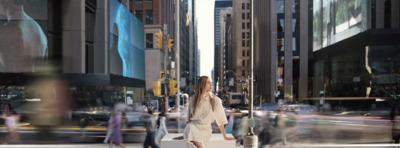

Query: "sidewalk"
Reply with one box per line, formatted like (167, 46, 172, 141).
(0, 144, 143, 148)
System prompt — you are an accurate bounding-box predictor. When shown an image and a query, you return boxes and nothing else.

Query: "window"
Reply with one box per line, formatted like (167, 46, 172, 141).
(242, 3, 245, 10)
(242, 70, 245, 75)
(242, 23, 245, 29)
(136, 0, 142, 2)
(242, 40, 245, 47)
(242, 50, 245, 56)
(135, 10, 143, 22)
(247, 60, 250, 66)
(247, 40, 250, 47)
(242, 32, 245, 39)
(247, 50, 249, 56)
(146, 33, 153, 48)
(146, 0, 152, 1)
(242, 60, 245, 66)
(145, 10, 153, 24)
(247, 22, 250, 29)
(247, 32, 250, 39)
(247, 3, 250, 9)
(242, 13, 245, 19)
(247, 13, 250, 19)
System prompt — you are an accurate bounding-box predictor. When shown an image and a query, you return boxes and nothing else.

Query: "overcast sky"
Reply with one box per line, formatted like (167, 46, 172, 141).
(195, 0, 215, 77)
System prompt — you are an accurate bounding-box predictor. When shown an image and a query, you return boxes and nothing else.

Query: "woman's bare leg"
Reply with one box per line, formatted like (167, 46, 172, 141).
(191, 141, 204, 148)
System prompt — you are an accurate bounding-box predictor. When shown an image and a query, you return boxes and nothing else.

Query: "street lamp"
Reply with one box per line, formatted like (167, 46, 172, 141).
(243, 0, 258, 147)
(180, 71, 189, 76)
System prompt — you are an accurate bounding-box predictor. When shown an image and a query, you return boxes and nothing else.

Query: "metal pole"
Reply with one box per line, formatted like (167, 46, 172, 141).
(243, 0, 258, 147)
(175, 0, 181, 113)
(163, 24, 169, 113)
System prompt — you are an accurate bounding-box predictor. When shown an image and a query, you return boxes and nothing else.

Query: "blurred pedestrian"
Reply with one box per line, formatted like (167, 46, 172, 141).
(391, 102, 400, 143)
(104, 111, 114, 144)
(79, 114, 89, 137)
(275, 109, 286, 145)
(142, 109, 159, 148)
(155, 112, 168, 146)
(237, 113, 248, 145)
(109, 111, 126, 148)
(1, 111, 20, 144)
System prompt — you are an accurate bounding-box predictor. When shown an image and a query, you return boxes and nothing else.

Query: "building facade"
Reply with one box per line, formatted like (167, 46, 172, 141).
(0, 0, 147, 110)
(312, 0, 400, 100)
(231, 0, 251, 93)
(253, 0, 312, 103)
(214, 0, 232, 92)
(218, 7, 232, 95)
(130, 0, 195, 95)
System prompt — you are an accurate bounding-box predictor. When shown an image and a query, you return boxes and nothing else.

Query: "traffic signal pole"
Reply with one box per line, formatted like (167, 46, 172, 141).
(175, 0, 180, 113)
(163, 24, 169, 113)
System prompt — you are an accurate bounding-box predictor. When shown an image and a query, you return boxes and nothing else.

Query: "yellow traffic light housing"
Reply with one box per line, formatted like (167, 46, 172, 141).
(155, 32, 163, 49)
(167, 39, 174, 52)
(159, 71, 164, 80)
(169, 80, 178, 95)
(153, 81, 161, 96)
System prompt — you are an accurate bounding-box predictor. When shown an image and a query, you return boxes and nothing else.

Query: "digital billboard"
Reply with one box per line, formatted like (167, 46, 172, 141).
(313, 0, 370, 51)
(0, 0, 48, 72)
(109, 0, 145, 81)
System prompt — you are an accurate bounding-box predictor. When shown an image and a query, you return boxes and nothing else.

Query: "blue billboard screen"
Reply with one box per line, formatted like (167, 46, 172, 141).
(109, 0, 145, 80)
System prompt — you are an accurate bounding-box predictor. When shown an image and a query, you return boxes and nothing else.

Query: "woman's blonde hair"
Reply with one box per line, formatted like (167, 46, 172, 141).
(192, 76, 215, 115)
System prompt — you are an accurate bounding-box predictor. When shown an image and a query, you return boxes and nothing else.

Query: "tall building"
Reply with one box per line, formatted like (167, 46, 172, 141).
(130, 0, 193, 94)
(179, 0, 191, 93)
(312, 0, 400, 100)
(253, 0, 312, 102)
(230, 0, 251, 93)
(214, 0, 232, 92)
(218, 7, 232, 95)
(188, 0, 199, 94)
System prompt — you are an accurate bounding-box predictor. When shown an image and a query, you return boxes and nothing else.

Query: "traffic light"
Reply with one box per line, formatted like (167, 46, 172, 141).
(159, 71, 164, 80)
(155, 32, 163, 49)
(153, 81, 161, 96)
(167, 38, 174, 52)
(169, 80, 178, 95)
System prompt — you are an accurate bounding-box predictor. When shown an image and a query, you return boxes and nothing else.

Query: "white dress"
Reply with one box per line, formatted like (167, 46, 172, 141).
(183, 92, 228, 147)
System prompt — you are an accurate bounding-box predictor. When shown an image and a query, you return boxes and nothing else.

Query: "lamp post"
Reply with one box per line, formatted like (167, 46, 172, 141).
(243, 0, 258, 147)
(175, 0, 180, 113)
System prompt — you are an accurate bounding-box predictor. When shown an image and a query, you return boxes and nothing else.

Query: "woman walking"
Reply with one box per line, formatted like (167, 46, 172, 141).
(109, 111, 125, 148)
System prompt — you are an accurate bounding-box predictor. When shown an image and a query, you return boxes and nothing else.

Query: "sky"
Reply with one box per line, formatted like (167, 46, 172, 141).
(196, 0, 215, 77)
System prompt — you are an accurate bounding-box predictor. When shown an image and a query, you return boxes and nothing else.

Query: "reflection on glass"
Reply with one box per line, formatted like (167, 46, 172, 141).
(0, 0, 47, 72)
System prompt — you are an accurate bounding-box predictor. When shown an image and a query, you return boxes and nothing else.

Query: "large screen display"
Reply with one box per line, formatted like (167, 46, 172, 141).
(0, 0, 47, 72)
(109, 0, 145, 80)
(313, 0, 370, 51)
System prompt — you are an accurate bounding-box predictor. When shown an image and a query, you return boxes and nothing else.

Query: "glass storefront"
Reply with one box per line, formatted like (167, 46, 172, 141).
(313, 45, 400, 98)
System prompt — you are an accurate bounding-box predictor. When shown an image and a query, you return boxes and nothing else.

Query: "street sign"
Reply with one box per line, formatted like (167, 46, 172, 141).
(229, 78, 234, 86)
(180, 77, 186, 87)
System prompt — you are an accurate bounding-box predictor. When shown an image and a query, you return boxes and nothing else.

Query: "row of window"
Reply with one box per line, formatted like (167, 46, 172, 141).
(242, 50, 250, 57)
(242, 3, 250, 10)
(242, 32, 250, 39)
(242, 40, 250, 47)
(134, 10, 153, 24)
(242, 13, 250, 20)
(242, 60, 250, 67)
(242, 22, 250, 29)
